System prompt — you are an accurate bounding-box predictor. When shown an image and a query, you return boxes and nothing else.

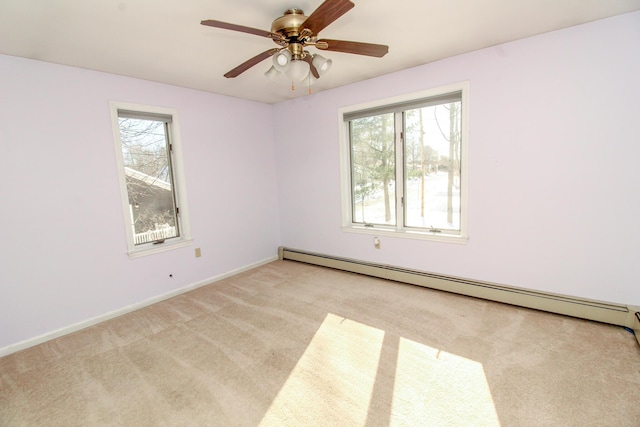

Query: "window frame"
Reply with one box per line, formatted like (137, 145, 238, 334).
(110, 101, 192, 258)
(338, 82, 469, 244)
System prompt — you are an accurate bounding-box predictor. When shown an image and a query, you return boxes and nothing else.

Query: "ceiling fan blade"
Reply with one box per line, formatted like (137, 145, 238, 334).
(301, 0, 354, 35)
(224, 48, 281, 78)
(303, 56, 320, 79)
(316, 39, 389, 57)
(201, 20, 285, 41)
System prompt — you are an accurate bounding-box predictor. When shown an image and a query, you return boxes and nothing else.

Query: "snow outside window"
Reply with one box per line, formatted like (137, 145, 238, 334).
(339, 82, 469, 243)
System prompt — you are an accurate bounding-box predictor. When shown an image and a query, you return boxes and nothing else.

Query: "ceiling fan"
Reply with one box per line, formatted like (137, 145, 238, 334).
(201, 0, 389, 84)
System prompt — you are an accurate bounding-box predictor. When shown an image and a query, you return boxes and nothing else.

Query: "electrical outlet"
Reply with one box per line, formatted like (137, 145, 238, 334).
(195, 247, 202, 258)
(374, 237, 381, 249)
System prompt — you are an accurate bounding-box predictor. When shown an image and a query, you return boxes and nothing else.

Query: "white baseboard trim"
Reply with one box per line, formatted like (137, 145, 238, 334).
(0, 255, 278, 358)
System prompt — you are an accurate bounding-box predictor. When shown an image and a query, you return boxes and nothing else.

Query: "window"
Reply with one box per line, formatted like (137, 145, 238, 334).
(339, 82, 469, 242)
(110, 102, 191, 257)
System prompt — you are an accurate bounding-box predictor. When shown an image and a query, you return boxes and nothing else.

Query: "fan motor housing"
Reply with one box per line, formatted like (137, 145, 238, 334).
(271, 9, 307, 37)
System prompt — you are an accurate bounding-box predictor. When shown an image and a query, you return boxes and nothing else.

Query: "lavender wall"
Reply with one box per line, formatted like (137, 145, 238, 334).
(0, 55, 281, 350)
(273, 12, 640, 306)
(1, 11, 638, 352)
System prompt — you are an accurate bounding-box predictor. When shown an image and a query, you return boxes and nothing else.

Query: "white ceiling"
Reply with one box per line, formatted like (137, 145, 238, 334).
(2, 0, 639, 104)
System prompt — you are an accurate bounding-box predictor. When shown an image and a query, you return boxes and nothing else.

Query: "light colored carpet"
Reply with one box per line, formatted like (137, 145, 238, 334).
(1, 260, 639, 426)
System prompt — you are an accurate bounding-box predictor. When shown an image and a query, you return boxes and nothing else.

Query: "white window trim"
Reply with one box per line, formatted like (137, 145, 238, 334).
(110, 101, 192, 258)
(338, 82, 470, 244)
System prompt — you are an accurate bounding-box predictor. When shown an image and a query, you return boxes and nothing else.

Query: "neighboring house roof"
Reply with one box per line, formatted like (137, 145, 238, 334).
(124, 167, 171, 192)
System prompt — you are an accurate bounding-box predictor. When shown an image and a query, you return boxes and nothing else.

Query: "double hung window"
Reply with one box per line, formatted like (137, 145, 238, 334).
(111, 102, 191, 257)
(340, 82, 469, 242)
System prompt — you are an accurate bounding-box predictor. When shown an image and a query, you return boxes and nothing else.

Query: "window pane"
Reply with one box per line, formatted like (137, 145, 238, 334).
(118, 117, 179, 245)
(350, 113, 396, 225)
(404, 102, 461, 231)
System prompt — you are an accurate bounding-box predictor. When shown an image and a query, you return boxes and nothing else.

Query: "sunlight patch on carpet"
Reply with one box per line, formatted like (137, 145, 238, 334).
(259, 313, 384, 425)
(390, 337, 499, 425)
(259, 313, 499, 425)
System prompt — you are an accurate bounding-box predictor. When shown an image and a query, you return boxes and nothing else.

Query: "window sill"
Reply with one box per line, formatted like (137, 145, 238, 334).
(341, 226, 468, 244)
(127, 238, 193, 259)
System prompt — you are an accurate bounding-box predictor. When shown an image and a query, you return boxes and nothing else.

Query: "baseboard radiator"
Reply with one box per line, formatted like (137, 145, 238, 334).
(278, 247, 640, 343)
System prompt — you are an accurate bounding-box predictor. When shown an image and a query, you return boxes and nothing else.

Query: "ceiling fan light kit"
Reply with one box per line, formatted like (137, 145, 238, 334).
(312, 54, 332, 74)
(264, 66, 282, 82)
(201, 0, 388, 93)
(287, 59, 311, 81)
(272, 49, 292, 72)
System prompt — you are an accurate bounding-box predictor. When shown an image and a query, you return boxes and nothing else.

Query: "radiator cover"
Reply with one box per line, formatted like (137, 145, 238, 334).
(278, 247, 640, 345)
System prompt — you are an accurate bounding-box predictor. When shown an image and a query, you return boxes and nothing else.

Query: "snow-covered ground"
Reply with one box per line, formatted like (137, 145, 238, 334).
(354, 171, 460, 230)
